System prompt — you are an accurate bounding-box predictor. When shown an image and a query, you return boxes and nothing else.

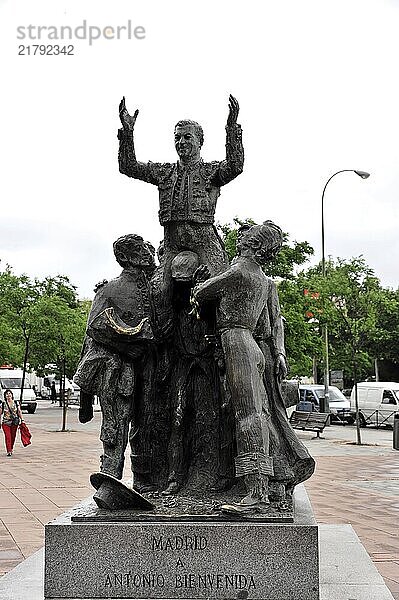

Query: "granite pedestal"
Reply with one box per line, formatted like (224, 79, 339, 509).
(44, 485, 319, 600)
(2, 524, 395, 600)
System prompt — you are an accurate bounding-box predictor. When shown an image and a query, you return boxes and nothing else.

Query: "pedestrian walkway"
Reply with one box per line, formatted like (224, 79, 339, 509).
(0, 403, 102, 575)
(302, 425, 399, 600)
(0, 404, 398, 598)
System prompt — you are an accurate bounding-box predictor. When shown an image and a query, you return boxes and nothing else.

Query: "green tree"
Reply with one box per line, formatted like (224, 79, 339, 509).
(0, 263, 89, 419)
(313, 257, 384, 444)
(367, 287, 399, 374)
(278, 275, 322, 377)
(302, 257, 382, 383)
(0, 264, 20, 365)
(0, 268, 43, 397)
(27, 296, 89, 379)
(27, 295, 89, 431)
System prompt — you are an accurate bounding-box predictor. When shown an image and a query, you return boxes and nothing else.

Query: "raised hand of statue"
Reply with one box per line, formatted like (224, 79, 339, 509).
(119, 96, 139, 131)
(275, 354, 288, 382)
(193, 264, 211, 285)
(227, 94, 240, 127)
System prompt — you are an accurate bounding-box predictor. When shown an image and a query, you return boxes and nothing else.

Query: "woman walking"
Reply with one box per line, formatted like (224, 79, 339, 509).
(0, 389, 24, 456)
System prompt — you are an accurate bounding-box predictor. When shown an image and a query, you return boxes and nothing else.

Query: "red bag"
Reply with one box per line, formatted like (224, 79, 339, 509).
(19, 422, 32, 447)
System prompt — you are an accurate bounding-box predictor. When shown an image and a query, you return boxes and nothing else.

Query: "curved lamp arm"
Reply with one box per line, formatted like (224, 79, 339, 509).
(321, 169, 370, 276)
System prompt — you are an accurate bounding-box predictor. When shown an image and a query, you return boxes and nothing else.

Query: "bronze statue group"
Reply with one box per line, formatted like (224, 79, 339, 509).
(74, 97, 314, 515)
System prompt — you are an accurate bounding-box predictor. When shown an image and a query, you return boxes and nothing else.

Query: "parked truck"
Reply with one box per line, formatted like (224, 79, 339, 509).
(350, 382, 399, 427)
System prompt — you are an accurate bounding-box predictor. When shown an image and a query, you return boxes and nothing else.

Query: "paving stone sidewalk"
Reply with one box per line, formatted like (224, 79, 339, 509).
(0, 401, 398, 598)
(301, 425, 399, 600)
(0, 402, 102, 576)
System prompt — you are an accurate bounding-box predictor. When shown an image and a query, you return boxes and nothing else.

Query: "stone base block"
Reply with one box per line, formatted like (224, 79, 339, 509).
(45, 485, 319, 599)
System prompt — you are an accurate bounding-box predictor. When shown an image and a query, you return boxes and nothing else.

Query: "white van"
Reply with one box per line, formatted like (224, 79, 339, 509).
(350, 382, 399, 427)
(0, 368, 38, 413)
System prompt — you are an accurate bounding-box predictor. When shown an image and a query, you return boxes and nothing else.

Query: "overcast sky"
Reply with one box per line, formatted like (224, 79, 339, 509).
(1, 0, 398, 298)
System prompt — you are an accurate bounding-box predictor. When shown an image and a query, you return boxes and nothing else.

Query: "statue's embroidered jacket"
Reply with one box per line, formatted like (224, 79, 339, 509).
(118, 124, 244, 225)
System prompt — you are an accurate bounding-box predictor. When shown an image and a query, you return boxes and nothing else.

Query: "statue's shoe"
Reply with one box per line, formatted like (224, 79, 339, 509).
(161, 480, 181, 496)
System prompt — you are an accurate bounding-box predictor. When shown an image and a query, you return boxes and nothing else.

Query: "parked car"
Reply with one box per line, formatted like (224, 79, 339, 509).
(0, 368, 37, 413)
(298, 385, 354, 424)
(350, 382, 399, 427)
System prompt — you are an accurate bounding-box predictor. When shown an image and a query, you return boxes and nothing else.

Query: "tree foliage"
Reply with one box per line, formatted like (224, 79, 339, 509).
(0, 262, 89, 382)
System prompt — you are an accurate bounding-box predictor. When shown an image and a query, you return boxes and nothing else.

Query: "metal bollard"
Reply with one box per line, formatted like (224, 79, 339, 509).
(393, 413, 399, 451)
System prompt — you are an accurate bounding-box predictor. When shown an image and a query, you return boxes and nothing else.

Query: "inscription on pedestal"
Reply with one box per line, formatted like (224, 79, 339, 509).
(103, 535, 257, 593)
(45, 518, 319, 599)
(104, 571, 256, 593)
(152, 534, 208, 551)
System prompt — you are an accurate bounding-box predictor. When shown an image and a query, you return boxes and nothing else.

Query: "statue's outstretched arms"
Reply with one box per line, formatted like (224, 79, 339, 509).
(213, 95, 244, 186)
(118, 97, 160, 184)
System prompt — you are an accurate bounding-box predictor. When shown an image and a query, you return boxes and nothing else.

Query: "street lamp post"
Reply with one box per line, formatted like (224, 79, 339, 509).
(320, 169, 370, 414)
